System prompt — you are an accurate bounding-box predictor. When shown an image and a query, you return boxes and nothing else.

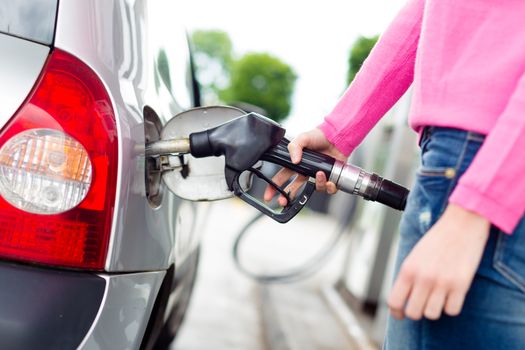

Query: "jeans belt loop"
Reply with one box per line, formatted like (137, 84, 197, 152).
(419, 126, 432, 147)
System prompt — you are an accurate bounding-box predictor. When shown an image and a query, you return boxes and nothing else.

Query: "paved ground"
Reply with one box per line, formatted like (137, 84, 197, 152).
(172, 198, 367, 350)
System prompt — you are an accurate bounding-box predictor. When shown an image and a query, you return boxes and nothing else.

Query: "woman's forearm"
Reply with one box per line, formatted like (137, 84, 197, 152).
(319, 0, 425, 156)
(449, 71, 525, 234)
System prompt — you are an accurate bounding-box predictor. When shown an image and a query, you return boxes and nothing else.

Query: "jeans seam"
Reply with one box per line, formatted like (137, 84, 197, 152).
(437, 136, 470, 215)
(493, 233, 525, 293)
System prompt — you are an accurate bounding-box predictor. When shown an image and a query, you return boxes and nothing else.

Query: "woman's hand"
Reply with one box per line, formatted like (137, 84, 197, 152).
(263, 128, 347, 206)
(388, 204, 490, 320)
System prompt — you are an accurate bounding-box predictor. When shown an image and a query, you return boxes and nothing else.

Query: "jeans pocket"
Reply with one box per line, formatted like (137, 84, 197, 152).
(493, 219, 525, 293)
(411, 128, 468, 234)
(412, 167, 456, 234)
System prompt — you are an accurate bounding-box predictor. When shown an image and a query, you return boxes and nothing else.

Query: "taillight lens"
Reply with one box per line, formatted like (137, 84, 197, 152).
(0, 49, 118, 270)
(0, 129, 92, 214)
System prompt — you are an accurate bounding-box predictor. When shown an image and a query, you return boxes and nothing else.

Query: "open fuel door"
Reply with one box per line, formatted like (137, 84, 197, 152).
(155, 106, 254, 201)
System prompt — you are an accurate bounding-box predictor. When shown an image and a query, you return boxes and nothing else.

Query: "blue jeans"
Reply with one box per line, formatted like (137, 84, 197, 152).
(383, 127, 525, 350)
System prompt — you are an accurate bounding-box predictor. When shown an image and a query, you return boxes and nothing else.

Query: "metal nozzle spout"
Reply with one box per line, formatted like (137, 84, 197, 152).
(145, 138, 191, 157)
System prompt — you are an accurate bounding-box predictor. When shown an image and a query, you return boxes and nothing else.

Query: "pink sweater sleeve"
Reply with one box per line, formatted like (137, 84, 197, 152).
(318, 0, 424, 156)
(449, 72, 525, 234)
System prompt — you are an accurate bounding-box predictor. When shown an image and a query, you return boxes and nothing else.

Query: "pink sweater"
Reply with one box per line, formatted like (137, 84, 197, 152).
(318, 0, 525, 234)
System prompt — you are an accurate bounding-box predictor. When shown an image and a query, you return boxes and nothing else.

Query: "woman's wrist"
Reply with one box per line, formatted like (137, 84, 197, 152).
(443, 204, 490, 239)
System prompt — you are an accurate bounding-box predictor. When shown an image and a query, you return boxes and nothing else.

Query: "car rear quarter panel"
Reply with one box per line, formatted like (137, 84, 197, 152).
(0, 33, 49, 128)
(54, 0, 203, 272)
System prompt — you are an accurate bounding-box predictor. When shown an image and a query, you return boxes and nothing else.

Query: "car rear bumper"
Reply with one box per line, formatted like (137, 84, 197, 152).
(0, 262, 165, 350)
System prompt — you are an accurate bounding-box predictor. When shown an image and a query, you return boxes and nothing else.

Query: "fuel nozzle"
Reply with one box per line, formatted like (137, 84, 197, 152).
(261, 139, 408, 212)
(144, 138, 191, 157)
(188, 113, 409, 220)
(146, 110, 409, 223)
(329, 161, 408, 210)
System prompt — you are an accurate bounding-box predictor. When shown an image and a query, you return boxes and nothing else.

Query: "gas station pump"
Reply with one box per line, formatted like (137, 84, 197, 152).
(334, 92, 417, 342)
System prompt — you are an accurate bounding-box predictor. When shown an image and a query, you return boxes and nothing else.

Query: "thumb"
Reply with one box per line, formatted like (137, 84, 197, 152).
(288, 134, 308, 164)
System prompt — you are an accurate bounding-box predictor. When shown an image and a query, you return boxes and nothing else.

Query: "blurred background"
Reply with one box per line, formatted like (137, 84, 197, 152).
(171, 1, 421, 349)
(177, 0, 406, 133)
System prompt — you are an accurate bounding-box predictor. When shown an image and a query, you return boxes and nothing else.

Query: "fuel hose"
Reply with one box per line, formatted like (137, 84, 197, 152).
(232, 196, 358, 284)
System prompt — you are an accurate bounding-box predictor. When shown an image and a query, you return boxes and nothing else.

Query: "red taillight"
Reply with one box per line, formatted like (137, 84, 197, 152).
(0, 49, 118, 270)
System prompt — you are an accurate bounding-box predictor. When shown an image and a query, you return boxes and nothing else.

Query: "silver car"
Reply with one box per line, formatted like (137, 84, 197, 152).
(0, 0, 206, 348)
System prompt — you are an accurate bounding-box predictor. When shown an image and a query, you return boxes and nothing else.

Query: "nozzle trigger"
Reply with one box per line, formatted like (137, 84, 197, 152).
(230, 169, 315, 224)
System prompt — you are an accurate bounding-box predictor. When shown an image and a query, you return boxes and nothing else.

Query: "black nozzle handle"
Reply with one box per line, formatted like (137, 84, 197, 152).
(263, 139, 410, 212)
(261, 139, 335, 179)
(189, 113, 286, 183)
(230, 168, 317, 223)
(189, 130, 213, 158)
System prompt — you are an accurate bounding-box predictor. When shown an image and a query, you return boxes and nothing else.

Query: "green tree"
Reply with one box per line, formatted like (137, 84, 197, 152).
(347, 35, 379, 85)
(220, 53, 296, 123)
(191, 30, 234, 102)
